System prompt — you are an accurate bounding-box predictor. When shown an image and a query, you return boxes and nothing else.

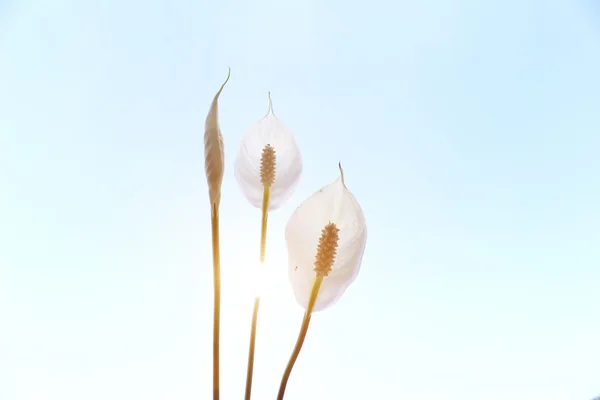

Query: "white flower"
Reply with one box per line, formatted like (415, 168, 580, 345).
(285, 164, 367, 312)
(234, 94, 302, 211)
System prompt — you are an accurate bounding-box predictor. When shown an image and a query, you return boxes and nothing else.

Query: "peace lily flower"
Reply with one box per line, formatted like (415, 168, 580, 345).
(277, 163, 367, 400)
(286, 163, 367, 311)
(203, 68, 230, 400)
(234, 93, 302, 400)
(234, 93, 303, 213)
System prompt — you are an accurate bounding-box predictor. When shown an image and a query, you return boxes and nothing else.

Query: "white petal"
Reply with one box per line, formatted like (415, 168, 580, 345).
(204, 69, 230, 209)
(285, 167, 367, 311)
(234, 95, 302, 211)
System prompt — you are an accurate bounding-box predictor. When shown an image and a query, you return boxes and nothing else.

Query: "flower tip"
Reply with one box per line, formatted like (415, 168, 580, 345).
(218, 68, 231, 97)
(338, 162, 346, 187)
(266, 91, 274, 116)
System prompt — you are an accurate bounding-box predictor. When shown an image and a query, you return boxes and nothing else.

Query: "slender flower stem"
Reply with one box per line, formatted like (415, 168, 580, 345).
(244, 187, 271, 400)
(211, 203, 221, 400)
(245, 296, 260, 400)
(277, 276, 323, 400)
(259, 187, 270, 264)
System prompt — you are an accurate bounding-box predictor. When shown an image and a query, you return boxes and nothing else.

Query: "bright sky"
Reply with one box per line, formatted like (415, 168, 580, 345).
(1, 1, 600, 399)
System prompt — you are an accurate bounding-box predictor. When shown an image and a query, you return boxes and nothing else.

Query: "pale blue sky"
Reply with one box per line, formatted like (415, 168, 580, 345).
(1, 0, 600, 399)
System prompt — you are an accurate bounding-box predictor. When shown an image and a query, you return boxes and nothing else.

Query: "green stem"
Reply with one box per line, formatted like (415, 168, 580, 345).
(210, 203, 221, 400)
(244, 187, 270, 400)
(277, 276, 323, 400)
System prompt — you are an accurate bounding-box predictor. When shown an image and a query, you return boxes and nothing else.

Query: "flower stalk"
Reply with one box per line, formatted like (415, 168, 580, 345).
(210, 203, 221, 400)
(203, 68, 230, 400)
(245, 144, 275, 399)
(276, 276, 323, 400)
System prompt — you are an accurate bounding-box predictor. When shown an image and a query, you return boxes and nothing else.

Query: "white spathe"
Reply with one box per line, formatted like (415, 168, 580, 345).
(234, 95, 302, 211)
(285, 167, 367, 312)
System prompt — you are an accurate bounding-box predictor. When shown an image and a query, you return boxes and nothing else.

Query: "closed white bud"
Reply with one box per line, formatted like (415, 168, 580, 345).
(204, 69, 230, 209)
